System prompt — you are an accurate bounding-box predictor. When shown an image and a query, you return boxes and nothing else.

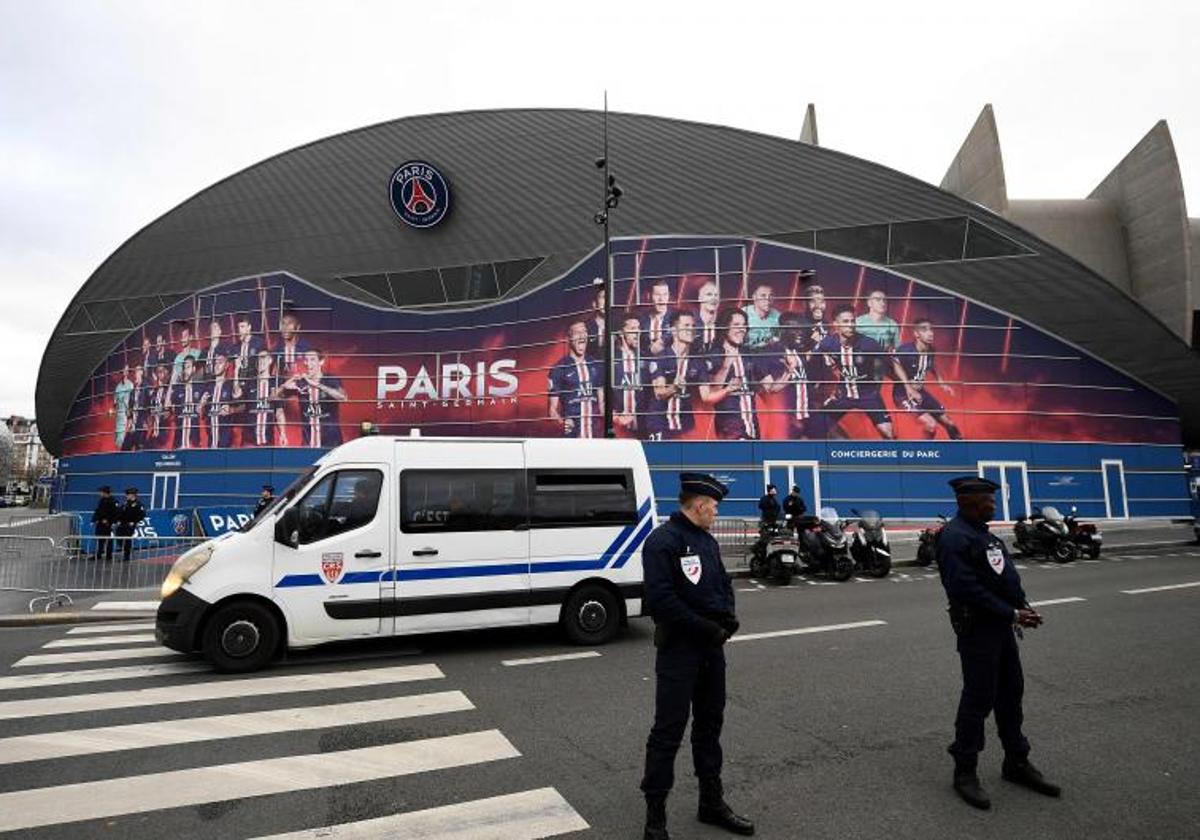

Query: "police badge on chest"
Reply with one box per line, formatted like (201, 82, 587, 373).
(681, 552, 702, 584)
(986, 543, 1005, 575)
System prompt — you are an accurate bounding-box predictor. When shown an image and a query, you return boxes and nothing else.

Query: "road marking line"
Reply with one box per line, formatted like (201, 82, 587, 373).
(252, 787, 588, 840)
(736, 587, 759, 593)
(1028, 597, 1087, 607)
(730, 620, 887, 643)
(1082, 559, 1101, 564)
(853, 577, 871, 582)
(0, 663, 443, 721)
(91, 601, 158, 612)
(44, 633, 158, 649)
(65, 622, 157, 635)
(502, 651, 601, 667)
(1015, 564, 1028, 569)
(0, 691, 474, 765)
(15, 646, 183, 667)
(0, 730, 518, 833)
(1121, 581, 1200, 595)
(0, 661, 208, 692)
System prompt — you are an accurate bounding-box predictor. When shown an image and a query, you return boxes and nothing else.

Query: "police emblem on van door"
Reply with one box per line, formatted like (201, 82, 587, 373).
(321, 553, 344, 584)
(681, 553, 702, 584)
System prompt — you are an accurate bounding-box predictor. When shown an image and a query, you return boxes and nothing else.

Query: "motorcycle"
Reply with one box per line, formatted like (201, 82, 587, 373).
(849, 508, 891, 577)
(1063, 505, 1102, 559)
(748, 519, 801, 584)
(1013, 506, 1078, 563)
(916, 514, 949, 568)
(795, 507, 855, 582)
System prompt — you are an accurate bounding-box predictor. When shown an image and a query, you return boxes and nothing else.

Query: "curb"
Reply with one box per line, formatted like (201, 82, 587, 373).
(0, 611, 156, 628)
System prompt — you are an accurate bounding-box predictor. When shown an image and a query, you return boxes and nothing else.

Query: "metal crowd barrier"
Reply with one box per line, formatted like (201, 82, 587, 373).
(0, 533, 208, 613)
(656, 516, 755, 568)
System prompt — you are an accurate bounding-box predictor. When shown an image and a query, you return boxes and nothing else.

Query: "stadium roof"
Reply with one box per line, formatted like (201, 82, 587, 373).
(37, 108, 1200, 453)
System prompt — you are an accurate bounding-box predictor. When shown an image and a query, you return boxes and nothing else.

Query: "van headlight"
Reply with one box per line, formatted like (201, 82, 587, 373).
(161, 542, 215, 599)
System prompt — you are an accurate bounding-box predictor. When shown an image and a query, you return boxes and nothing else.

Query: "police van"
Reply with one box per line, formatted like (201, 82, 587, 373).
(156, 436, 656, 671)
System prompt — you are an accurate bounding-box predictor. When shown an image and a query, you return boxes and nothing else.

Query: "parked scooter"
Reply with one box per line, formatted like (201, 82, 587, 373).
(1063, 506, 1102, 559)
(749, 520, 802, 584)
(1013, 506, 1078, 562)
(849, 508, 891, 577)
(796, 507, 855, 582)
(916, 514, 949, 568)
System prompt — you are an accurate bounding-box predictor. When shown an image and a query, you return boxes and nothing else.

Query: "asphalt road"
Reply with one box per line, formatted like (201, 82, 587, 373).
(0, 544, 1197, 839)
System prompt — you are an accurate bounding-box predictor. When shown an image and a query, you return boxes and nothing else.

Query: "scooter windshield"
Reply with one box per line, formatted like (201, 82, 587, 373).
(1041, 506, 1064, 523)
(818, 506, 841, 525)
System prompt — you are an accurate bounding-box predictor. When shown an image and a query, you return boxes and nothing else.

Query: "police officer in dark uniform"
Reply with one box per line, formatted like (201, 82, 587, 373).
(782, 485, 807, 533)
(116, 487, 145, 562)
(640, 473, 755, 840)
(91, 486, 118, 562)
(757, 484, 780, 525)
(936, 476, 1062, 810)
(253, 485, 275, 517)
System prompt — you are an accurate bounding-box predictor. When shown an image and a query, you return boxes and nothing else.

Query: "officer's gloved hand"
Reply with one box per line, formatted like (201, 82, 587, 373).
(718, 614, 740, 638)
(702, 619, 730, 646)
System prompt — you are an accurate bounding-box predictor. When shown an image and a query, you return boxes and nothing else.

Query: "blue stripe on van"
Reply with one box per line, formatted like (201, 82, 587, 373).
(274, 499, 655, 588)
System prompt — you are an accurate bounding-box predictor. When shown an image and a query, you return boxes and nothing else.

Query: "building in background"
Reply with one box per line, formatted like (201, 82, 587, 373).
(35, 108, 1200, 524)
(2, 416, 55, 504)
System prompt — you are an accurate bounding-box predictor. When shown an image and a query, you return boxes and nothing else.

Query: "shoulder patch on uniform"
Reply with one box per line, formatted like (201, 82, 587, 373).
(681, 553, 702, 584)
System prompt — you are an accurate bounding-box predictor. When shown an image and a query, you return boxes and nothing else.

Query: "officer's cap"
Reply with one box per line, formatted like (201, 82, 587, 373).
(949, 476, 1001, 496)
(766, 483, 777, 492)
(680, 472, 728, 501)
(124, 487, 138, 495)
(262, 485, 275, 492)
(98, 485, 111, 493)
(791, 485, 800, 492)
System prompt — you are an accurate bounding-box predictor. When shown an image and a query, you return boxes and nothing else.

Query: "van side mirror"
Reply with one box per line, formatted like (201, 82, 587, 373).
(275, 508, 300, 548)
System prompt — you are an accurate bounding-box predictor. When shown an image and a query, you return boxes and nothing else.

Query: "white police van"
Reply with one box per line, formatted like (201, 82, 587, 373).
(156, 436, 656, 671)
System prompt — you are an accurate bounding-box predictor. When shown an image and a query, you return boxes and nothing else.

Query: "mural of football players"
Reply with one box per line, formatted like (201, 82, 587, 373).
(766, 312, 821, 438)
(613, 312, 646, 433)
(646, 310, 704, 440)
(205, 350, 238, 449)
(587, 284, 607, 353)
(548, 320, 604, 439)
(815, 307, 895, 440)
(641, 279, 675, 355)
(232, 314, 263, 384)
(171, 320, 200, 386)
(151, 333, 169, 370)
(203, 320, 227, 381)
(694, 279, 721, 355)
(249, 348, 287, 447)
(139, 337, 153, 382)
(702, 307, 778, 440)
(798, 284, 829, 345)
(743, 283, 781, 348)
(891, 318, 963, 440)
(148, 364, 172, 449)
(277, 310, 310, 377)
(169, 355, 205, 449)
(112, 365, 133, 449)
(122, 363, 148, 451)
(277, 348, 347, 448)
(855, 289, 900, 351)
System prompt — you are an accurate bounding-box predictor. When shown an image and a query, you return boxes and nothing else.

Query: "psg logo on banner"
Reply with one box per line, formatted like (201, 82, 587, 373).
(389, 160, 451, 229)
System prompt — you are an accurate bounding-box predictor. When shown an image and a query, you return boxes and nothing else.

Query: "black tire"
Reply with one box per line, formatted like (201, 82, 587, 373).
(915, 543, 934, 567)
(1088, 543, 1101, 559)
(831, 554, 854, 582)
(869, 548, 891, 578)
(768, 553, 794, 585)
(201, 600, 281, 673)
(1052, 540, 1077, 564)
(562, 584, 620, 645)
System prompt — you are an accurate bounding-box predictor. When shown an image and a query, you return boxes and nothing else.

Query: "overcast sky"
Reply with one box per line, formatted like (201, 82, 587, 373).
(1, 0, 1196, 420)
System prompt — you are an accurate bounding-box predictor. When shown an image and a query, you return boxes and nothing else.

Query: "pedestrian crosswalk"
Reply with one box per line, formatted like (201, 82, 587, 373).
(0, 625, 591, 837)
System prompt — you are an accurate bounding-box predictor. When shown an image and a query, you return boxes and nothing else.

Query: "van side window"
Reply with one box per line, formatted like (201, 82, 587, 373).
(529, 469, 636, 528)
(293, 469, 383, 544)
(401, 470, 526, 533)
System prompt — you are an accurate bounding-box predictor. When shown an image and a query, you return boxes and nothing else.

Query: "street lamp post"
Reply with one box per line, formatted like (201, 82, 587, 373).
(593, 94, 623, 438)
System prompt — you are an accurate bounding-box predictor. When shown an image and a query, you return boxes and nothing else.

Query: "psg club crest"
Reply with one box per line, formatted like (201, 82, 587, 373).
(321, 552, 345, 584)
(681, 554, 702, 585)
(389, 160, 451, 229)
(171, 514, 190, 536)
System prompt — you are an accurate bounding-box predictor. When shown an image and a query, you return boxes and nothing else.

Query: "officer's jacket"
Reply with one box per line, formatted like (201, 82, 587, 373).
(92, 497, 118, 525)
(117, 501, 145, 529)
(936, 513, 1027, 620)
(643, 512, 735, 639)
(758, 495, 781, 522)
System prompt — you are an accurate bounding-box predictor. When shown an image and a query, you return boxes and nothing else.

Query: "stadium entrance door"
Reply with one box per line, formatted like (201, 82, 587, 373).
(977, 461, 1030, 522)
(762, 460, 821, 513)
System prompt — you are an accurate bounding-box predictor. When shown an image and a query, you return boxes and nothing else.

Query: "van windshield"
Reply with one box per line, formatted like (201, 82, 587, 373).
(245, 466, 319, 530)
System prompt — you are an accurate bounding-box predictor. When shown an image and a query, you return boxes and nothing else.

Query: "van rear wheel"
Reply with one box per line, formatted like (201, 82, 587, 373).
(562, 584, 620, 645)
(202, 600, 280, 673)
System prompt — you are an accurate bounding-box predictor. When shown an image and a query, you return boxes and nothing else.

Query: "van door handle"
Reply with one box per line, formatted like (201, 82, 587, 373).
(412, 548, 439, 557)
(355, 550, 383, 559)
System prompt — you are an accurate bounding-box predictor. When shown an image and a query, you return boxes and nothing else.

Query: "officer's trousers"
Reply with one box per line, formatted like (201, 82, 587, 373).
(949, 624, 1030, 768)
(94, 527, 113, 561)
(641, 641, 725, 799)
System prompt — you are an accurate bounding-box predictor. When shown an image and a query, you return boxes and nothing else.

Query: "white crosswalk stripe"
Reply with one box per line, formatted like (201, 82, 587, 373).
(43, 632, 159, 648)
(0, 660, 208, 691)
(65, 621, 157, 634)
(15, 645, 183, 667)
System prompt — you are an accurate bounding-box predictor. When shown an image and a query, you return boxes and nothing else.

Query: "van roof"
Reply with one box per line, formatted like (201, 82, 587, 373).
(317, 435, 644, 463)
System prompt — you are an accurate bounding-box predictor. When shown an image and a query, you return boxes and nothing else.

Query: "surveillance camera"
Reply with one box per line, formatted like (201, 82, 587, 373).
(594, 157, 606, 169)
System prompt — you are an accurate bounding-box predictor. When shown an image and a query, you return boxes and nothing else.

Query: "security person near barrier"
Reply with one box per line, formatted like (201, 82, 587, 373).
(253, 485, 275, 517)
(640, 473, 755, 839)
(936, 475, 1062, 810)
(91, 485, 118, 562)
(116, 487, 145, 562)
(783, 485, 807, 530)
(757, 484, 780, 525)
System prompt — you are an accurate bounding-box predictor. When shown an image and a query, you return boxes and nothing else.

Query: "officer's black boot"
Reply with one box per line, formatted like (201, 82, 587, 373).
(697, 779, 755, 836)
(1002, 755, 1062, 797)
(952, 760, 991, 810)
(643, 796, 669, 840)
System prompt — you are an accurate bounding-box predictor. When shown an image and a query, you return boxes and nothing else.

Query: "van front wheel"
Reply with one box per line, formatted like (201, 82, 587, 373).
(202, 600, 280, 673)
(562, 584, 620, 645)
